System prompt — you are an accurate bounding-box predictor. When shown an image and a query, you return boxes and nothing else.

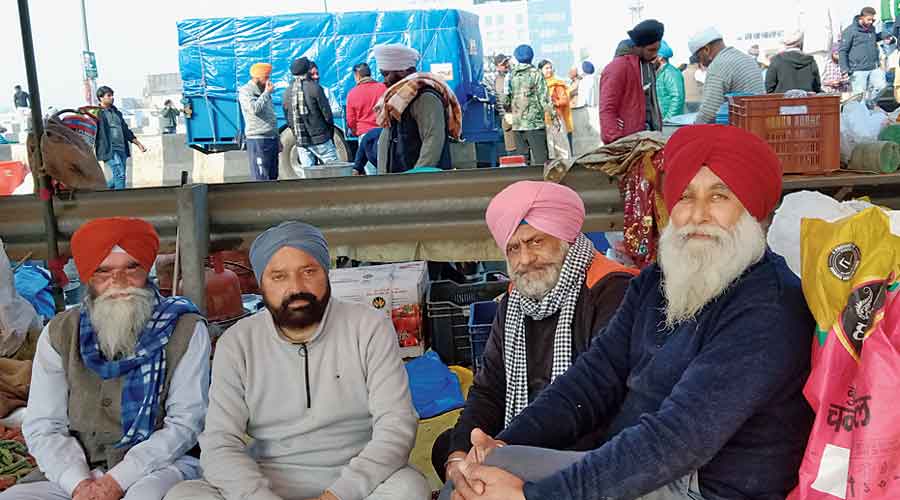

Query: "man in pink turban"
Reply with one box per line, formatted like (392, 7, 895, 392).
(432, 180, 636, 490)
(440, 126, 813, 500)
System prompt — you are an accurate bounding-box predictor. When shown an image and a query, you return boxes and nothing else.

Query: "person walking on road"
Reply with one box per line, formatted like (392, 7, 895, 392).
(766, 32, 822, 94)
(346, 63, 387, 175)
(94, 86, 147, 190)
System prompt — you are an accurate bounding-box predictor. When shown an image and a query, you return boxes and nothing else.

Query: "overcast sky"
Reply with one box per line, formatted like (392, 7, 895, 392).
(3, 0, 867, 111)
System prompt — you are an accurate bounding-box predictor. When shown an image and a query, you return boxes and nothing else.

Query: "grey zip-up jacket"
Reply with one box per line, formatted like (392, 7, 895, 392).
(238, 80, 278, 139)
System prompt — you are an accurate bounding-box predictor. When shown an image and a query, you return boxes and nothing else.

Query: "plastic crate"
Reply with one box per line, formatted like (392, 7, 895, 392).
(427, 275, 508, 366)
(728, 94, 841, 174)
(468, 301, 499, 372)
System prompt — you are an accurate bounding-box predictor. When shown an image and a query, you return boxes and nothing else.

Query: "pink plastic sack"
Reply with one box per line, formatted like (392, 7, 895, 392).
(790, 209, 900, 500)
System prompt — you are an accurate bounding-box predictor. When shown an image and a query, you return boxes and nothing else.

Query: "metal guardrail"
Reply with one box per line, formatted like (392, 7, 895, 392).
(2, 168, 898, 261)
(0, 167, 623, 260)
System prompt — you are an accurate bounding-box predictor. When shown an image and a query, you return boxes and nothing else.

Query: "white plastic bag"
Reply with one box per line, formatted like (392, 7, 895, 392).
(769, 191, 900, 278)
(840, 101, 890, 164)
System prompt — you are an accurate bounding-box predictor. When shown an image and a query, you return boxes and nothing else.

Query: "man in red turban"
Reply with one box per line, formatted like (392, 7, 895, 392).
(6, 218, 210, 500)
(442, 126, 814, 500)
(435, 181, 636, 494)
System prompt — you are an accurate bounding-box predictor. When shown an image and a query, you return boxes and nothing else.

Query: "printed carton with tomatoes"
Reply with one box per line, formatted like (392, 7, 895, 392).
(330, 262, 428, 348)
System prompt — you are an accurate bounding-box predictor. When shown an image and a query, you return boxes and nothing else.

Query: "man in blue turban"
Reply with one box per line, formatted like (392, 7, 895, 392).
(167, 221, 429, 500)
(656, 39, 686, 119)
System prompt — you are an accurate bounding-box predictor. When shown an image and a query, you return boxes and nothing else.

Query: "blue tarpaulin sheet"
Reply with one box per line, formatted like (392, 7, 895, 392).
(177, 9, 485, 114)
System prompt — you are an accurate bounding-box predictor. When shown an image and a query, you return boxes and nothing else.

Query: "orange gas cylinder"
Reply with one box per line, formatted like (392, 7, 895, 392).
(205, 253, 244, 322)
(218, 250, 259, 294)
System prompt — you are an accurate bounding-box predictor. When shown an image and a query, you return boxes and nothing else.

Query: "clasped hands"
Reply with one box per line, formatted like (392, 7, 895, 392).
(446, 429, 525, 500)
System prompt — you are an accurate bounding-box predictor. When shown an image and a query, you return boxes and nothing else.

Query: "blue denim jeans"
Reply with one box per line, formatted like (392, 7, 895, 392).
(105, 151, 127, 190)
(851, 69, 887, 99)
(353, 128, 381, 175)
(296, 140, 339, 167)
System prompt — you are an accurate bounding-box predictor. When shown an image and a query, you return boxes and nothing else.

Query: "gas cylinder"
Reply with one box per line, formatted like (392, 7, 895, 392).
(204, 253, 244, 322)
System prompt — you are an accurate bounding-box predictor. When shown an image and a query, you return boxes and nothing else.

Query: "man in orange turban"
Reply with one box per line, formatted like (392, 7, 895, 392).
(3, 217, 210, 500)
(239, 62, 279, 181)
(441, 126, 813, 500)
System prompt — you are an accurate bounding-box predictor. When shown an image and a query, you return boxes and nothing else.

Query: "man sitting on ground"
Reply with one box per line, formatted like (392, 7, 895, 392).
(431, 181, 635, 489)
(441, 125, 815, 500)
(166, 221, 429, 500)
(4, 217, 209, 500)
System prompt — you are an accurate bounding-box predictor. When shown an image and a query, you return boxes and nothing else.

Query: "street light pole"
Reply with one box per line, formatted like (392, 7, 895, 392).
(323, 0, 328, 12)
(80, 0, 98, 105)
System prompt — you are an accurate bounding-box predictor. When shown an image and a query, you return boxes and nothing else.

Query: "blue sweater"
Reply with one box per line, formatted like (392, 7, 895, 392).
(498, 251, 814, 500)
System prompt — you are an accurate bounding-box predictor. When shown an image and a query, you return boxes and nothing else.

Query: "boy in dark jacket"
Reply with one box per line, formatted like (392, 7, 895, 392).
(766, 32, 822, 93)
(282, 58, 338, 171)
(94, 86, 147, 190)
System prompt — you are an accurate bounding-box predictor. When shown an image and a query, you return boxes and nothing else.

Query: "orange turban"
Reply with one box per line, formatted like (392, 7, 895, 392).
(71, 217, 160, 283)
(250, 63, 273, 79)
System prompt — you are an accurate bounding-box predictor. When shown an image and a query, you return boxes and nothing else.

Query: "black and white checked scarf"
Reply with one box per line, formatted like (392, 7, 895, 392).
(504, 233, 595, 426)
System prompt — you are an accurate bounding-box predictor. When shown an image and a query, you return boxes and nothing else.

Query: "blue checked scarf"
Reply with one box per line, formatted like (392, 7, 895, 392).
(79, 290, 199, 448)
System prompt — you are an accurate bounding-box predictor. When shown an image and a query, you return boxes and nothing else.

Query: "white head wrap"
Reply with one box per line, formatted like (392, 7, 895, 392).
(374, 44, 420, 72)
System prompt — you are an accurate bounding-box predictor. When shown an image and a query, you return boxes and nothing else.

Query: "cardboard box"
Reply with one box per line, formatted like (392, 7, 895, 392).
(331, 262, 428, 348)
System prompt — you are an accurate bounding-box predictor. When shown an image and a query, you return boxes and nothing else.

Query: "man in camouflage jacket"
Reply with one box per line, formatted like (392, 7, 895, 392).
(504, 45, 555, 166)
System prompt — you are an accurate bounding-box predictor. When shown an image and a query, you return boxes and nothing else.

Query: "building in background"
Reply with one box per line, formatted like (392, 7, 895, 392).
(473, 0, 530, 58)
(527, 0, 575, 73)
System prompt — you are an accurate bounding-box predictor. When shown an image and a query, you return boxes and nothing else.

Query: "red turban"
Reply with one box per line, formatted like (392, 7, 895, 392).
(71, 217, 160, 283)
(663, 125, 782, 221)
(486, 181, 585, 252)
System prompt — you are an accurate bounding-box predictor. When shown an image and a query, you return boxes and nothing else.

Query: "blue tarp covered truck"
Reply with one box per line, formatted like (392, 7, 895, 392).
(177, 9, 500, 166)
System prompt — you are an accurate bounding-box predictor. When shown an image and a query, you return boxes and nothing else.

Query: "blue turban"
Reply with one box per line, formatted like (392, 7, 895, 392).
(514, 44, 534, 64)
(659, 40, 673, 60)
(249, 221, 330, 282)
(581, 61, 595, 75)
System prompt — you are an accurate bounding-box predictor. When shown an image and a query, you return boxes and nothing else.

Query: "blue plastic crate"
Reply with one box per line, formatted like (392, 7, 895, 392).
(468, 301, 499, 372)
(427, 275, 508, 366)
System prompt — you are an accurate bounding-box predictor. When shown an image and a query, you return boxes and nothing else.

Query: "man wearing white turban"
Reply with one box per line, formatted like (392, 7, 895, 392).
(373, 43, 460, 173)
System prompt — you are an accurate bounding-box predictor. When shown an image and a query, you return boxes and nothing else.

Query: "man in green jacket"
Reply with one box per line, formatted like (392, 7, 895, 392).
(505, 44, 555, 166)
(656, 40, 685, 120)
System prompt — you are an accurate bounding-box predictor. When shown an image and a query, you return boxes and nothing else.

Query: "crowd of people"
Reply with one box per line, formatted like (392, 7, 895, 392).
(238, 43, 461, 180)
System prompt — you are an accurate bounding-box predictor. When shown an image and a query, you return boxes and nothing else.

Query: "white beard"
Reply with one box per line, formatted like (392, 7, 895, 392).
(507, 242, 570, 301)
(86, 287, 156, 360)
(658, 212, 767, 329)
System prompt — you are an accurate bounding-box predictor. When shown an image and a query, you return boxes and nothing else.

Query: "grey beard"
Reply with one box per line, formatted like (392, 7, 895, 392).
(86, 287, 156, 360)
(508, 242, 570, 301)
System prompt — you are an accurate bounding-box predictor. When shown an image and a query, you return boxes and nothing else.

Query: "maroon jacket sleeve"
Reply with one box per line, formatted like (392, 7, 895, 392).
(600, 58, 627, 145)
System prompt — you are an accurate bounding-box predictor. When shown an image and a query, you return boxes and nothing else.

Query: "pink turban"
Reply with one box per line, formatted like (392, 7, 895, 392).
(485, 181, 585, 252)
